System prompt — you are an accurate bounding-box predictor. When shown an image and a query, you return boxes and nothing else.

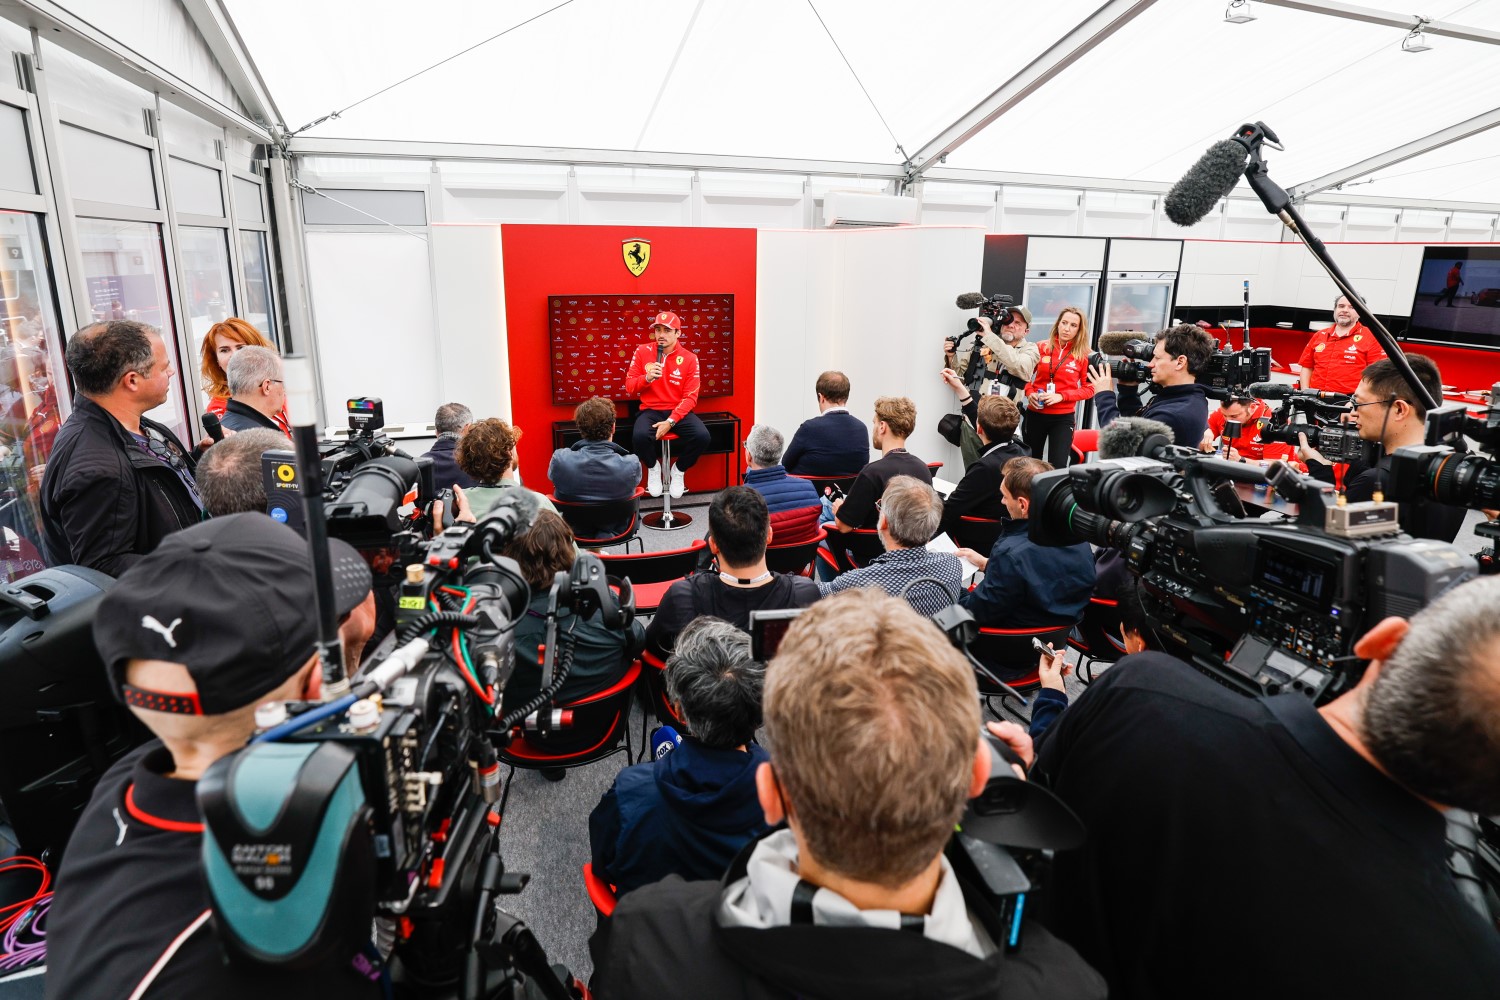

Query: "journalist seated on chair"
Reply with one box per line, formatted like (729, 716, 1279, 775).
(742, 423, 821, 544)
(550, 395, 640, 537)
(456, 416, 558, 519)
(498, 510, 644, 721)
(955, 457, 1095, 635)
(818, 475, 961, 617)
(589, 616, 770, 899)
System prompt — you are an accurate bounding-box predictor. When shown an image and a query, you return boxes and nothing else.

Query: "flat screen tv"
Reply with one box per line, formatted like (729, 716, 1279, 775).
(1404, 247, 1500, 350)
(548, 293, 735, 406)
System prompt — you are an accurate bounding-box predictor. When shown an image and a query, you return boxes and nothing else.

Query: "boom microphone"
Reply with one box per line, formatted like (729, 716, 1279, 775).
(1248, 382, 1350, 403)
(1098, 417, 1177, 461)
(956, 292, 988, 310)
(1164, 139, 1252, 227)
(1097, 331, 1152, 356)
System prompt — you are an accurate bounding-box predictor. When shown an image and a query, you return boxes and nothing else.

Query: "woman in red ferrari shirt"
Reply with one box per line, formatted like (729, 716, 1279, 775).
(1022, 307, 1094, 465)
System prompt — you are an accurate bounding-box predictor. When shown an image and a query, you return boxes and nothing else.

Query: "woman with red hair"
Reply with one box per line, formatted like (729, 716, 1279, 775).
(200, 318, 289, 433)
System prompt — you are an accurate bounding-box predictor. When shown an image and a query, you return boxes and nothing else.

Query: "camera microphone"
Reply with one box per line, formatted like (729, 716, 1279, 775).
(1097, 331, 1151, 356)
(1164, 138, 1253, 227)
(1248, 382, 1350, 403)
(202, 412, 224, 443)
(956, 292, 988, 310)
(1098, 417, 1176, 461)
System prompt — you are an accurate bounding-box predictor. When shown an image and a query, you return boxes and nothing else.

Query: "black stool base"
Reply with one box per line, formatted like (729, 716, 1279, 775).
(643, 510, 693, 531)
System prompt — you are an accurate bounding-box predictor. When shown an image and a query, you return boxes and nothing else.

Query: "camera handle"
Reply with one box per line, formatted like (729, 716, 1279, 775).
(461, 845, 578, 1000)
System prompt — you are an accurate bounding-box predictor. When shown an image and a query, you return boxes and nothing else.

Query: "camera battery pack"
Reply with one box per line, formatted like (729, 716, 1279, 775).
(1324, 500, 1400, 538)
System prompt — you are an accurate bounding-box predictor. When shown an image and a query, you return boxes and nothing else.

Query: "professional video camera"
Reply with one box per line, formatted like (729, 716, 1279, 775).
(951, 292, 1021, 392)
(1389, 383, 1500, 573)
(1249, 382, 1370, 465)
(1096, 332, 1271, 401)
(1027, 443, 1475, 704)
(197, 498, 633, 998)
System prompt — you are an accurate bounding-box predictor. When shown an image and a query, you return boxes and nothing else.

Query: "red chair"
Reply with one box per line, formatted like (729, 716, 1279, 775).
(927, 461, 944, 476)
(1067, 597, 1127, 685)
(815, 527, 884, 576)
(1070, 429, 1100, 466)
(637, 648, 687, 759)
(953, 516, 1004, 554)
(969, 623, 1075, 722)
(766, 523, 827, 577)
(599, 539, 708, 615)
(549, 488, 646, 554)
(583, 863, 617, 918)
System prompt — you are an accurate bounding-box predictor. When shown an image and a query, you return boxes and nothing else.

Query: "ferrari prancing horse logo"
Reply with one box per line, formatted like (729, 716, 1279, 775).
(623, 239, 651, 277)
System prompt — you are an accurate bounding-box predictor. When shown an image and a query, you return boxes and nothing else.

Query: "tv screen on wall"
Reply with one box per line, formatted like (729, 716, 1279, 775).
(548, 293, 735, 406)
(1405, 247, 1500, 350)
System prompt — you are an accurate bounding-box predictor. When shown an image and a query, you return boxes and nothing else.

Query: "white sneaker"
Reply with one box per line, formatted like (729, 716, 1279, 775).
(647, 463, 663, 498)
(668, 463, 685, 499)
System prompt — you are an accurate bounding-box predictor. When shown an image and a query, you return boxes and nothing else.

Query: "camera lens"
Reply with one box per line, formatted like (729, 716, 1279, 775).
(1430, 453, 1500, 510)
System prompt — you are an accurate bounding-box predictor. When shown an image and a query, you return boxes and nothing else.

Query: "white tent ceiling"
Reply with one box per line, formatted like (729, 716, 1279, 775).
(221, 0, 1500, 206)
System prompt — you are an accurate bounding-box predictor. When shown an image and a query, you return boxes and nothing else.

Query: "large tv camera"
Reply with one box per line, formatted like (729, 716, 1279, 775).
(1027, 443, 1476, 704)
(197, 503, 632, 998)
(1246, 382, 1370, 465)
(1094, 333, 1271, 401)
(1389, 383, 1500, 573)
(950, 292, 1021, 393)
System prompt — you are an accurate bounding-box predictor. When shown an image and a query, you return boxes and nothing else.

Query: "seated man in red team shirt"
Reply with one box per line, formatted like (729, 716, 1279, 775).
(1198, 393, 1294, 463)
(1297, 294, 1386, 394)
(623, 311, 710, 499)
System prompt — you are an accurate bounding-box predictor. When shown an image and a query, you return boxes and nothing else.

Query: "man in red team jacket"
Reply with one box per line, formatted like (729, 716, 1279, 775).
(1297, 295, 1386, 394)
(623, 311, 710, 498)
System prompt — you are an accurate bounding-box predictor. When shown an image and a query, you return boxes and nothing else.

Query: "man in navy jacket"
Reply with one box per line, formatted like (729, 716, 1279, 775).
(743, 423, 821, 543)
(782, 370, 869, 475)
(549, 396, 640, 536)
(1087, 323, 1212, 450)
(421, 402, 477, 490)
(589, 617, 769, 897)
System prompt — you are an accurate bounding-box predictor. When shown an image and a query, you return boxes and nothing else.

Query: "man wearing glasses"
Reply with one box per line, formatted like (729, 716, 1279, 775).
(1297, 354, 1466, 542)
(219, 347, 287, 433)
(41, 321, 203, 575)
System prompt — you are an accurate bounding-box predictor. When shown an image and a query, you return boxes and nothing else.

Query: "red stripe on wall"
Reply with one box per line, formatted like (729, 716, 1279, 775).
(500, 225, 758, 493)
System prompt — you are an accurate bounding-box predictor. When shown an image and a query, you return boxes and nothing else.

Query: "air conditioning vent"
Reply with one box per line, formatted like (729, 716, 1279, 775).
(822, 191, 920, 228)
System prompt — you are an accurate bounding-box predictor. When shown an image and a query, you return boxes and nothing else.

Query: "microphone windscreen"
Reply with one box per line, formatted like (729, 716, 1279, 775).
(1098, 417, 1175, 460)
(955, 292, 988, 310)
(1096, 331, 1151, 355)
(1247, 382, 1289, 400)
(652, 725, 682, 760)
(480, 485, 541, 534)
(1164, 140, 1250, 227)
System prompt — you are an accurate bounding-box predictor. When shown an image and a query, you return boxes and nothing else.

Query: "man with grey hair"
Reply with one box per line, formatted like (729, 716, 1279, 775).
(743, 423, 821, 543)
(196, 428, 293, 517)
(421, 402, 477, 490)
(219, 346, 286, 433)
(1035, 574, 1500, 997)
(588, 616, 770, 898)
(817, 474, 961, 616)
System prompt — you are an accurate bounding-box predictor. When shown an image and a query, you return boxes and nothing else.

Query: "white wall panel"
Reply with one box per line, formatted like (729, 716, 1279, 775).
(576, 191, 690, 227)
(1107, 238, 1180, 273)
(430, 226, 512, 427)
(442, 187, 568, 224)
(304, 232, 439, 428)
(1027, 237, 1105, 271)
(700, 194, 804, 230)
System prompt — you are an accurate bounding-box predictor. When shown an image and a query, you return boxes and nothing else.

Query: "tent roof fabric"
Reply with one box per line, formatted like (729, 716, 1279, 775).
(223, 0, 1500, 207)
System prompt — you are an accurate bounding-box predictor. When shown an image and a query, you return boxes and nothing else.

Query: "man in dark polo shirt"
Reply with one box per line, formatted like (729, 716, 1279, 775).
(831, 395, 930, 532)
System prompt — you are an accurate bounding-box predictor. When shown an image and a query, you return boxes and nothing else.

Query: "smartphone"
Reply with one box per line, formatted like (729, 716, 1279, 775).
(824, 484, 846, 500)
(1031, 636, 1055, 658)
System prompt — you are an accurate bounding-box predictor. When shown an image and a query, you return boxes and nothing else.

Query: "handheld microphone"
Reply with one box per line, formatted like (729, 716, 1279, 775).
(1096, 331, 1152, 356)
(955, 292, 988, 310)
(202, 412, 224, 443)
(1164, 139, 1252, 227)
(1247, 382, 1350, 403)
(651, 725, 682, 760)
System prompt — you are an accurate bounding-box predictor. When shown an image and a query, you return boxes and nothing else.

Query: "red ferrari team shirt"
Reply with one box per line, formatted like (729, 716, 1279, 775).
(1297, 323, 1386, 394)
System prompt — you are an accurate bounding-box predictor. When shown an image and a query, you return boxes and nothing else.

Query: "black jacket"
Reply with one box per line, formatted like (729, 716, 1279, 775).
(938, 437, 1030, 536)
(593, 832, 1105, 1000)
(420, 435, 478, 490)
(40, 397, 202, 576)
(218, 398, 283, 433)
(1095, 382, 1209, 450)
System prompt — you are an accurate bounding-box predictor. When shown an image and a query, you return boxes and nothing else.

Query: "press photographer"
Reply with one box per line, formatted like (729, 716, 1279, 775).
(946, 293, 1038, 402)
(1297, 355, 1467, 542)
(1087, 323, 1212, 448)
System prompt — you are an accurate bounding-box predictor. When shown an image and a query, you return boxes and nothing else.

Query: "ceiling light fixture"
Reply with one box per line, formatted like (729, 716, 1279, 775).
(1224, 0, 1256, 24)
(1402, 16, 1433, 52)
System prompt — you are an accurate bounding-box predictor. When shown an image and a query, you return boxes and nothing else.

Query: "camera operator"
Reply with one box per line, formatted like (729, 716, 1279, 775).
(47, 514, 379, 1000)
(1198, 392, 1293, 463)
(945, 306, 1039, 403)
(937, 370, 1031, 513)
(1297, 355, 1466, 542)
(594, 588, 1105, 999)
(1031, 575, 1500, 998)
(1087, 323, 1212, 450)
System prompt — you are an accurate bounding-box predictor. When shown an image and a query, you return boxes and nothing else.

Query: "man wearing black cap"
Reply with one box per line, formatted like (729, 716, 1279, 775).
(46, 514, 378, 1000)
(622, 311, 709, 499)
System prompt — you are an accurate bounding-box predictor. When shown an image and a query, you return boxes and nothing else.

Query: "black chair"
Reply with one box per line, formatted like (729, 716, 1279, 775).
(550, 488, 645, 553)
(969, 623, 1076, 722)
(787, 472, 857, 499)
(814, 527, 884, 575)
(599, 539, 708, 615)
(1068, 597, 1127, 685)
(953, 516, 1004, 553)
(765, 524, 827, 576)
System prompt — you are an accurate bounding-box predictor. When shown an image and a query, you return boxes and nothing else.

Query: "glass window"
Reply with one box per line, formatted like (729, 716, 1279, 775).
(74, 219, 189, 442)
(302, 189, 426, 226)
(238, 230, 277, 345)
(61, 125, 157, 209)
(177, 227, 234, 340)
(233, 176, 264, 223)
(168, 157, 225, 217)
(0, 103, 37, 196)
(0, 212, 63, 580)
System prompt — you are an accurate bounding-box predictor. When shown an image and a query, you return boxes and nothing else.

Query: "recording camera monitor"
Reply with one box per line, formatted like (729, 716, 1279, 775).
(750, 608, 804, 662)
(1405, 247, 1500, 350)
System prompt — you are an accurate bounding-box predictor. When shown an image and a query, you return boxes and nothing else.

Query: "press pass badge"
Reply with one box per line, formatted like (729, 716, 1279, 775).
(1046, 382, 1056, 395)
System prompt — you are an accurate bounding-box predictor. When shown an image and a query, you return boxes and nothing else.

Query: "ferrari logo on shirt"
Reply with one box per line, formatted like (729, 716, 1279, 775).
(623, 239, 651, 277)
(1353, 335, 1362, 342)
(1315, 344, 1327, 352)
(675, 356, 682, 366)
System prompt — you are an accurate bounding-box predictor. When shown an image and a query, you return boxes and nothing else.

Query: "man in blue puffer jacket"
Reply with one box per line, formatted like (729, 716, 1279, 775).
(588, 617, 769, 898)
(742, 423, 822, 544)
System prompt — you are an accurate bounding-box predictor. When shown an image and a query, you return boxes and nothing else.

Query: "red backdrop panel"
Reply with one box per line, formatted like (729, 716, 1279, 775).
(501, 225, 757, 493)
(1230, 327, 1499, 392)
